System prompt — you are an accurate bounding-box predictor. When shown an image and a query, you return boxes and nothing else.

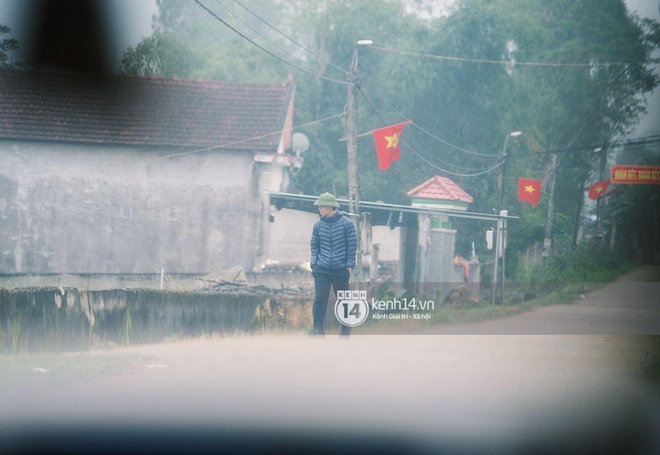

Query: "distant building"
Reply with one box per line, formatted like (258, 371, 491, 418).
(405, 176, 473, 288)
(270, 176, 482, 295)
(0, 69, 298, 288)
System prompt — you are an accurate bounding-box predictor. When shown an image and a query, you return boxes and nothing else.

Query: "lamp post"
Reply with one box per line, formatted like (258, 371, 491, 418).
(492, 130, 521, 305)
(496, 131, 522, 214)
(346, 39, 372, 283)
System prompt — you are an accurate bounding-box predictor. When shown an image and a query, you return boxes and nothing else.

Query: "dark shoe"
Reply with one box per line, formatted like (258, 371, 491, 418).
(308, 327, 324, 336)
(339, 327, 351, 337)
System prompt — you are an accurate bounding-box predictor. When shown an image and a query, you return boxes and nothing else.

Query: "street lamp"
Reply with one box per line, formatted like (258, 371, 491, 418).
(496, 130, 522, 214)
(492, 130, 521, 305)
(346, 39, 372, 283)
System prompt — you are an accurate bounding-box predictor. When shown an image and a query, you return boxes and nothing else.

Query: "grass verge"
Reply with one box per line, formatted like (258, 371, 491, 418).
(423, 264, 660, 327)
(425, 282, 603, 326)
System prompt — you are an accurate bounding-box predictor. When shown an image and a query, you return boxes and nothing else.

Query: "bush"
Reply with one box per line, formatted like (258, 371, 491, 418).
(524, 240, 627, 285)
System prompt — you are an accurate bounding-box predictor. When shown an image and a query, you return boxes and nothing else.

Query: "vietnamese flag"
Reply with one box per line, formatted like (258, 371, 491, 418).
(588, 180, 610, 200)
(373, 121, 411, 170)
(517, 178, 542, 206)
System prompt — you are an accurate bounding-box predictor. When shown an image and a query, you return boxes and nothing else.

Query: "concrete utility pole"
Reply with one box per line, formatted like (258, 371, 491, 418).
(543, 152, 558, 267)
(492, 131, 521, 305)
(346, 40, 372, 284)
(496, 131, 522, 214)
(596, 145, 607, 237)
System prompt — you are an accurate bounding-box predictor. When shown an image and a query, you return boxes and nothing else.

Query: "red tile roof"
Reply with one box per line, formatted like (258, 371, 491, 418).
(0, 70, 293, 151)
(406, 175, 473, 204)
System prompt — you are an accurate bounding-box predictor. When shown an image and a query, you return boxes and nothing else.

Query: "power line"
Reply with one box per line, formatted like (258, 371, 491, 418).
(359, 83, 660, 175)
(211, 0, 304, 65)
(228, 0, 347, 77)
(370, 45, 636, 68)
(513, 135, 660, 158)
(357, 86, 505, 177)
(410, 150, 504, 177)
(359, 76, 660, 166)
(360, 84, 499, 158)
(212, 0, 346, 80)
(193, 0, 348, 86)
(184, 3, 660, 173)
(0, 112, 344, 177)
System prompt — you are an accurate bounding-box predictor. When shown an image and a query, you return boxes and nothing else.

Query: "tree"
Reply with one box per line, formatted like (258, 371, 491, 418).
(118, 0, 660, 271)
(291, 0, 428, 199)
(0, 25, 20, 68)
(604, 144, 660, 263)
(381, 0, 660, 266)
(119, 30, 202, 77)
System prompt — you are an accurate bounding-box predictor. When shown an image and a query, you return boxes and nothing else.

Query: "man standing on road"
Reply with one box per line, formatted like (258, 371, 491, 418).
(310, 192, 358, 336)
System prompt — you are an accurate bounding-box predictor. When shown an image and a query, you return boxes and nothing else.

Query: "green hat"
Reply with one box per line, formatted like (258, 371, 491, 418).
(313, 192, 340, 208)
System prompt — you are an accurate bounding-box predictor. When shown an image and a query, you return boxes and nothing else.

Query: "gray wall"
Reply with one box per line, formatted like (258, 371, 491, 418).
(0, 141, 265, 275)
(0, 287, 293, 352)
(267, 209, 402, 266)
(412, 214, 457, 298)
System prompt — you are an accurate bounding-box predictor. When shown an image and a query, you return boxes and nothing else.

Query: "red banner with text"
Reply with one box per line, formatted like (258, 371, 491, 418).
(611, 165, 660, 184)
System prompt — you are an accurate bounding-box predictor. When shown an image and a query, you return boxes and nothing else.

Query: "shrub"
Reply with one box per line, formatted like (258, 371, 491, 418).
(525, 240, 626, 285)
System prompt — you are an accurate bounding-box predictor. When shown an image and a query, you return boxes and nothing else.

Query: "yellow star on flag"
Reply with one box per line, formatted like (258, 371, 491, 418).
(384, 132, 400, 148)
(595, 186, 604, 194)
(374, 121, 411, 170)
(524, 185, 536, 193)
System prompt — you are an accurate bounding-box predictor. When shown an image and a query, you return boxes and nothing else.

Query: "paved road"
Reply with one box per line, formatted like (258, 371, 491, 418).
(2, 268, 659, 453)
(431, 274, 660, 335)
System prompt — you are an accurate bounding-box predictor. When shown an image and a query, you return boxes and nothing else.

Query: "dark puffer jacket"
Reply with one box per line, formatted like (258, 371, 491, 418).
(310, 211, 357, 272)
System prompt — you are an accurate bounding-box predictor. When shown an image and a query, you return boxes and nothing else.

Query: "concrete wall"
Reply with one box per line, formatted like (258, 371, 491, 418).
(425, 229, 457, 284)
(265, 208, 402, 270)
(0, 287, 313, 352)
(0, 141, 269, 276)
(407, 214, 457, 298)
(371, 226, 400, 262)
(266, 208, 317, 266)
(414, 215, 456, 284)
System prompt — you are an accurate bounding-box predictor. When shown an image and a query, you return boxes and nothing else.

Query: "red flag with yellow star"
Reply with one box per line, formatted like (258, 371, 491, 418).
(588, 180, 610, 200)
(373, 121, 411, 170)
(517, 178, 542, 206)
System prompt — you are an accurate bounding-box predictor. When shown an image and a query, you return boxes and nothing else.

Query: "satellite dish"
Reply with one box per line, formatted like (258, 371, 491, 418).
(292, 132, 310, 154)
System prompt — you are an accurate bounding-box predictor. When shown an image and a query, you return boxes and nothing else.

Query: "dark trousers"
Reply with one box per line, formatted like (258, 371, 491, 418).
(312, 268, 350, 335)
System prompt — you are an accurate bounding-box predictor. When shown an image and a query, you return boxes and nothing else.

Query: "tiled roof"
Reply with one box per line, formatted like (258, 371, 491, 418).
(406, 175, 473, 204)
(0, 70, 293, 151)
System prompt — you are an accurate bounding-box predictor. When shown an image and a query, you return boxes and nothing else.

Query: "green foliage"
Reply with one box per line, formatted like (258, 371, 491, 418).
(0, 25, 20, 68)
(118, 0, 660, 271)
(523, 239, 627, 284)
(152, 0, 290, 83)
(120, 30, 203, 77)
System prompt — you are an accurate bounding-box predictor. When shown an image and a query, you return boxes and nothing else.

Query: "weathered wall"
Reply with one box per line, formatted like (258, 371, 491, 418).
(0, 287, 312, 353)
(0, 142, 264, 275)
(266, 208, 317, 265)
(266, 209, 402, 265)
(410, 214, 458, 299)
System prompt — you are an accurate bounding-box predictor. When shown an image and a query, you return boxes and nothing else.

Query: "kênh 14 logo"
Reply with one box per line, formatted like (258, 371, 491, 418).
(335, 291, 436, 327)
(335, 290, 369, 327)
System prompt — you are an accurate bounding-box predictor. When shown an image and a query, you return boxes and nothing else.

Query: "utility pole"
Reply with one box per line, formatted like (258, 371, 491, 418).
(492, 131, 521, 304)
(596, 145, 607, 238)
(491, 215, 502, 305)
(543, 152, 558, 267)
(346, 40, 372, 284)
(496, 131, 522, 214)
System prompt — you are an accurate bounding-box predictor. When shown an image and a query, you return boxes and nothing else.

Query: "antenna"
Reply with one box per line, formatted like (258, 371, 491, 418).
(292, 132, 310, 156)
